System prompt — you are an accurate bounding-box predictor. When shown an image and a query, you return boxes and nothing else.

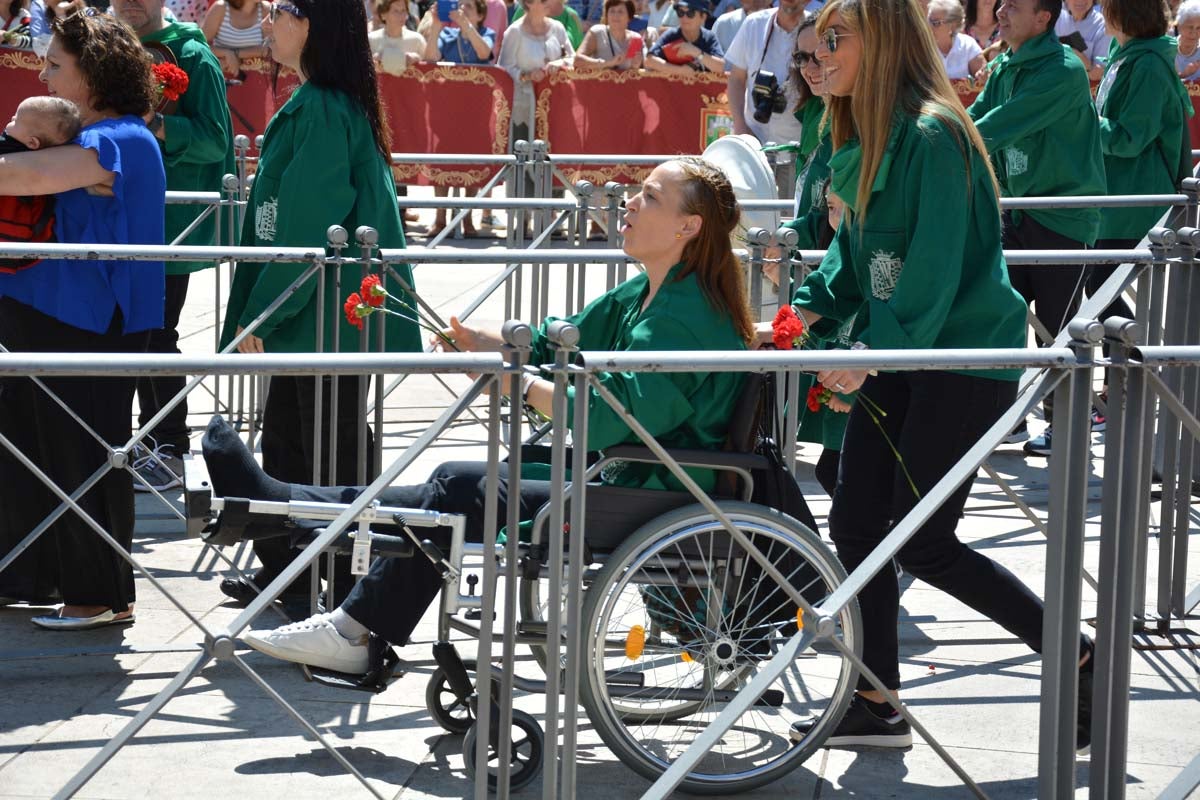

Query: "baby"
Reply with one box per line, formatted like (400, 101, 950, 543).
(0, 96, 82, 272)
(1, 95, 82, 154)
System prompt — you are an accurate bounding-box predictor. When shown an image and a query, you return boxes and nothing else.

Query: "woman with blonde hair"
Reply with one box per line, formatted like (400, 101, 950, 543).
(785, 0, 1094, 750)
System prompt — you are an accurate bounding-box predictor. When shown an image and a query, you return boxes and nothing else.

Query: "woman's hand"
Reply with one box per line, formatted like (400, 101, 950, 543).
(235, 325, 265, 354)
(448, 7, 469, 27)
(676, 41, 701, 59)
(432, 315, 504, 353)
(213, 47, 241, 76)
(753, 320, 774, 348)
(817, 368, 867, 396)
(827, 394, 852, 413)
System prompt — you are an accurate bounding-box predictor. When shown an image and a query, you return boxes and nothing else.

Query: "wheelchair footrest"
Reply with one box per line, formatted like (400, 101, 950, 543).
(307, 635, 404, 694)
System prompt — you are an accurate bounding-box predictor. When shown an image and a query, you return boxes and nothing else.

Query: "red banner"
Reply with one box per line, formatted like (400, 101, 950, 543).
(0, 49, 45, 123)
(533, 69, 731, 186)
(380, 63, 515, 189)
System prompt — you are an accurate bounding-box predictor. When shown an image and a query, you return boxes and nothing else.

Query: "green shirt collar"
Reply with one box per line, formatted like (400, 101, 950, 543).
(1005, 28, 1063, 66)
(827, 114, 904, 215)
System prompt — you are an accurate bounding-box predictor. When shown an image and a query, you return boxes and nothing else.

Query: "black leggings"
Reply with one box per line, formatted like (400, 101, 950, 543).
(829, 370, 1076, 691)
(301, 461, 554, 646)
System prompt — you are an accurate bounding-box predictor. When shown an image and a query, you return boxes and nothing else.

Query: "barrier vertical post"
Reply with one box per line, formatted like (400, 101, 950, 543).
(355, 226, 378, 486)
(745, 227, 769, 319)
(1170, 228, 1199, 618)
(772, 144, 797, 201)
(1038, 317, 1103, 800)
(534, 141, 552, 323)
(510, 141, 530, 321)
(570, 182, 594, 317)
(604, 181, 624, 287)
(541, 321, 580, 799)
(1089, 317, 1146, 800)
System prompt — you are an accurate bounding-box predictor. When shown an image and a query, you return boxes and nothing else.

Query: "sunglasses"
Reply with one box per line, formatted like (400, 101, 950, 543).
(927, 17, 954, 26)
(268, 2, 305, 22)
(792, 49, 816, 67)
(821, 27, 856, 53)
(674, 6, 702, 16)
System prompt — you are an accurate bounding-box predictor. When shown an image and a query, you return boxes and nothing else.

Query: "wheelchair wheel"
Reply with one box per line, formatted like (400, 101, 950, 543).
(578, 501, 861, 795)
(426, 660, 477, 734)
(461, 709, 544, 792)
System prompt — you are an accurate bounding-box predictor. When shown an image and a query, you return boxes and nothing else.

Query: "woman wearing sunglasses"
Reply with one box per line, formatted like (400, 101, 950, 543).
(784, 0, 1094, 751)
(217, 0, 421, 608)
(645, 0, 725, 74)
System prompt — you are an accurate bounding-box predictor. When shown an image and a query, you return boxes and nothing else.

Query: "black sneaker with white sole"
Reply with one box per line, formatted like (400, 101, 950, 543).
(1023, 426, 1053, 457)
(790, 695, 913, 748)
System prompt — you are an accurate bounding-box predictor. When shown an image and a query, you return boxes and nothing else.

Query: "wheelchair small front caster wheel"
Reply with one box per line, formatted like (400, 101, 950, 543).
(426, 659, 476, 734)
(461, 709, 543, 792)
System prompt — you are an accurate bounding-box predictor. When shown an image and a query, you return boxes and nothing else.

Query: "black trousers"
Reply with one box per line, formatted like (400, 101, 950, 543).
(1086, 238, 1139, 389)
(253, 374, 377, 596)
(1003, 212, 1088, 423)
(136, 273, 191, 452)
(829, 370, 1071, 691)
(0, 297, 149, 610)
(323, 461, 553, 646)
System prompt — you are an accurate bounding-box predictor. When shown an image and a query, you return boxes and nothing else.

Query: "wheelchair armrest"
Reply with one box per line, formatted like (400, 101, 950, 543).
(600, 444, 768, 474)
(183, 454, 215, 539)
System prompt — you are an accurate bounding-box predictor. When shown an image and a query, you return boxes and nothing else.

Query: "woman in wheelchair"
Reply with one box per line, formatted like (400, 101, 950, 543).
(202, 156, 757, 675)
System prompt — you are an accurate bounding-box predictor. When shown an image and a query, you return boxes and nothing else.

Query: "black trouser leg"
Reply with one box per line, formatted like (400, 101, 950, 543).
(0, 298, 147, 611)
(1003, 212, 1088, 424)
(1086, 238, 1139, 390)
(319, 461, 553, 646)
(136, 274, 191, 452)
(814, 447, 840, 498)
(829, 371, 1058, 691)
(255, 374, 376, 598)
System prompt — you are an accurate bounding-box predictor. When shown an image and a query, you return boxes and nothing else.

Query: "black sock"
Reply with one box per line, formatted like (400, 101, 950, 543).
(201, 415, 291, 502)
(863, 697, 898, 719)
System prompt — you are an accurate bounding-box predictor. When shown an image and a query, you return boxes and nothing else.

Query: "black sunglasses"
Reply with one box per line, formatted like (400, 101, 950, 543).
(792, 49, 816, 67)
(674, 6, 703, 17)
(268, 1, 306, 22)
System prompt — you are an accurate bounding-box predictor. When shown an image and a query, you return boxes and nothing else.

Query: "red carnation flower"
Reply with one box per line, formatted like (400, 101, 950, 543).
(151, 63, 189, 102)
(344, 292, 368, 330)
(772, 305, 807, 350)
(360, 274, 386, 307)
(806, 385, 831, 412)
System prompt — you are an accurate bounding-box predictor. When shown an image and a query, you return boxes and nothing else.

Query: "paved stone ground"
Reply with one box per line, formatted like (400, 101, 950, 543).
(1, 205, 1198, 799)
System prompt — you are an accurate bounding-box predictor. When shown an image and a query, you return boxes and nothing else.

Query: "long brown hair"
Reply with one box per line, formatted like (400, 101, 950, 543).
(673, 156, 756, 346)
(817, 0, 999, 220)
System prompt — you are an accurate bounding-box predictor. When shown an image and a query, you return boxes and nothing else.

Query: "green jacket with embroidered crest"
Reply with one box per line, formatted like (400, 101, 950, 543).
(220, 83, 420, 355)
(528, 263, 747, 492)
(791, 111, 1027, 382)
(967, 29, 1106, 245)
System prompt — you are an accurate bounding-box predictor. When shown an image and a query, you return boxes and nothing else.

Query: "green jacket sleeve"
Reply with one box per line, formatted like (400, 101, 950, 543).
(783, 211, 824, 251)
(238, 113, 356, 338)
(1098, 61, 1172, 159)
(867, 125, 966, 350)
(791, 221, 864, 338)
(569, 314, 702, 450)
(965, 72, 996, 122)
(162, 46, 232, 167)
(971, 68, 1079, 153)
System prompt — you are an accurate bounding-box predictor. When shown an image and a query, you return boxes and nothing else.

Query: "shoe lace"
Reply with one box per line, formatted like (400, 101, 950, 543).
(131, 438, 177, 472)
(273, 615, 333, 635)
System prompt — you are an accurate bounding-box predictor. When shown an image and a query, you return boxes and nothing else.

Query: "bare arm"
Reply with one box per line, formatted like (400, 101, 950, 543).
(645, 54, 692, 75)
(201, 1, 224, 42)
(573, 28, 612, 69)
(0, 145, 114, 196)
(727, 66, 750, 135)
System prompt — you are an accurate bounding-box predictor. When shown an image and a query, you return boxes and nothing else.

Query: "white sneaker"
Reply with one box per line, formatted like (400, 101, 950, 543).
(242, 613, 369, 674)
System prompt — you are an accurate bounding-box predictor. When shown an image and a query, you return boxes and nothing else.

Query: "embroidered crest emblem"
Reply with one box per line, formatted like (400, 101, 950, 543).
(869, 250, 902, 300)
(1005, 147, 1029, 177)
(811, 176, 830, 212)
(255, 197, 279, 242)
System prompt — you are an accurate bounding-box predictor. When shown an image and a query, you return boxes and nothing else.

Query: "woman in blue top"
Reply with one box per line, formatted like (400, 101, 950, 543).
(0, 10, 166, 630)
(422, 0, 496, 65)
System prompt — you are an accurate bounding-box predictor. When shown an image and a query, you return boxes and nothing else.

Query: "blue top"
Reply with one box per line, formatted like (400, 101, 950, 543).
(0, 116, 166, 335)
(438, 25, 496, 64)
(649, 26, 724, 69)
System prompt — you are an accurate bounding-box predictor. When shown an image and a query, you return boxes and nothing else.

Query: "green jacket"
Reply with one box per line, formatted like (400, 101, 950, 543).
(529, 263, 747, 492)
(785, 130, 833, 251)
(220, 83, 420, 355)
(141, 22, 235, 274)
(792, 111, 1027, 382)
(967, 29, 1106, 245)
(1095, 36, 1193, 239)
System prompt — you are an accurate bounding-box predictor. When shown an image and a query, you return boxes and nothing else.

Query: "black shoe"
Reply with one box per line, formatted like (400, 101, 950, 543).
(790, 695, 913, 748)
(1077, 649, 1094, 755)
(219, 575, 308, 607)
(1024, 426, 1053, 457)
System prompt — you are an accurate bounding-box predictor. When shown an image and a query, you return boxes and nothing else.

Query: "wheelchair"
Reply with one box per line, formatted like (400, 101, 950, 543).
(185, 373, 862, 795)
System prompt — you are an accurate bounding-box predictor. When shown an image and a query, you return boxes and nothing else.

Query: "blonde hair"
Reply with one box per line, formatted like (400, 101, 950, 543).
(817, 0, 999, 220)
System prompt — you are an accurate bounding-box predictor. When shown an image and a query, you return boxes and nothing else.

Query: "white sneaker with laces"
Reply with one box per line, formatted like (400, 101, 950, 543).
(243, 613, 370, 674)
(132, 441, 184, 492)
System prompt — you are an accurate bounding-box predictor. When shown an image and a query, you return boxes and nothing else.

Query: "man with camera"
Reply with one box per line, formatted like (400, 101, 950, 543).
(725, 0, 806, 144)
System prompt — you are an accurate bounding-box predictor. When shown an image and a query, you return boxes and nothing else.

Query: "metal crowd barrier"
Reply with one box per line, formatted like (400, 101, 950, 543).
(0, 333, 1196, 799)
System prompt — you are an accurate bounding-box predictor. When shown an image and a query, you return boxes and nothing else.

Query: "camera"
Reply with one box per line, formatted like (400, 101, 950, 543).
(751, 70, 787, 125)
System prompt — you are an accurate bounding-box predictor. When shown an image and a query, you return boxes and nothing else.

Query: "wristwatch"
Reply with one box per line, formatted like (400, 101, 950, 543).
(148, 112, 165, 134)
